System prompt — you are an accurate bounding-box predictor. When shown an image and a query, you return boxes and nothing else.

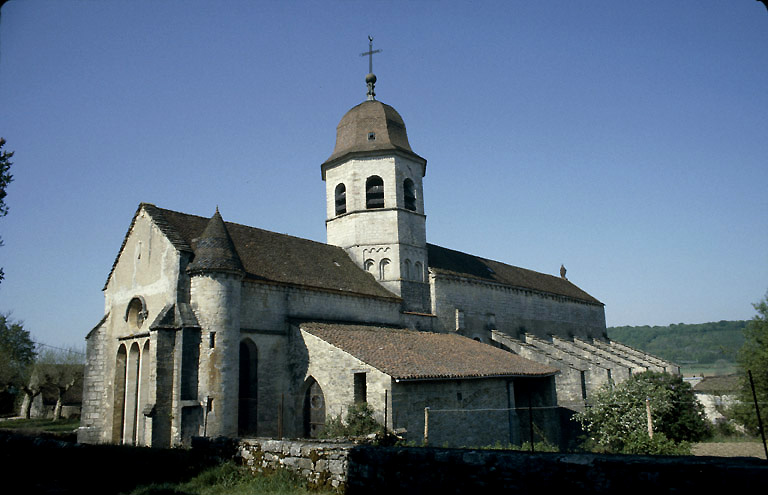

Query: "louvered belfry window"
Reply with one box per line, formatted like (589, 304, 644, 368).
(366, 176, 384, 209)
(403, 178, 416, 211)
(335, 183, 346, 215)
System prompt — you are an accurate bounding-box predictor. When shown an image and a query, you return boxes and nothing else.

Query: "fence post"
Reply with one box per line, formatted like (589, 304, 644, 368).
(424, 407, 430, 446)
(646, 397, 653, 438)
(748, 370, 768, 460)
(384, 389, 388, 434)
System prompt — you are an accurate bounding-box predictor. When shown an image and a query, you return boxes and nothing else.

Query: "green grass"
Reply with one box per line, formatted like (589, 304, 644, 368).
(681, 363, 738, 376)
(0, 417, 80, 433)
(130, 461, 334, 495)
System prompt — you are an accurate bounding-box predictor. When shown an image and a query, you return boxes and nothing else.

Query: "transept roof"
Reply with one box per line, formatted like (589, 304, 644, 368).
(301, 321, 559, 380)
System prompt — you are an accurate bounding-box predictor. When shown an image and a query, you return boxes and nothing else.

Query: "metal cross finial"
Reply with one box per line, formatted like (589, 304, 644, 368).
(360, 35, 381, 74)
(360, 36, 381, 100)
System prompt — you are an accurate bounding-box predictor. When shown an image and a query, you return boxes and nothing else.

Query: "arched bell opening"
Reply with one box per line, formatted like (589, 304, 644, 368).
(403, 178, 416, 211)
(335, 183, 347, 215)
(366, 176, 384, 209)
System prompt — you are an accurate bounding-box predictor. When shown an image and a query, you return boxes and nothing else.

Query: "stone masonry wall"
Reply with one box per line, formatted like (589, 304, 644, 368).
(431, 274, 606, 341)
(78, 324, 106, 443)
(232, 438, 768, 495)
(237, 438, 353, 491)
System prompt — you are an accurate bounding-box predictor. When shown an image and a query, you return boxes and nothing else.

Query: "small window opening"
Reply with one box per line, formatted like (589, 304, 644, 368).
(354, 372, 367, 404)
(366, 176, 384, 209)
(403, 178, 416, 211)
(209, 332, 216, 348)
(367, 132, 376, 141)
(455, 309, 465, 332)
(335, 183, 346, 215)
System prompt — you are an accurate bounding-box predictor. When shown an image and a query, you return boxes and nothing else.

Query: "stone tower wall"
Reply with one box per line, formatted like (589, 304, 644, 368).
(190, 272, 243, 438)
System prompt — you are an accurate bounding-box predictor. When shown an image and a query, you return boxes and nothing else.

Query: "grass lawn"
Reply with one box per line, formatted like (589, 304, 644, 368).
(130, 461, 334, 495)
(0, 417, 80, 433)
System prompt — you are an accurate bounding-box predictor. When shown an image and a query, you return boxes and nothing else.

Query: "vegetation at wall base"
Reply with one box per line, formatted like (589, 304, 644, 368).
(319, 402, 381, 439)
(130, 461, 329, 495)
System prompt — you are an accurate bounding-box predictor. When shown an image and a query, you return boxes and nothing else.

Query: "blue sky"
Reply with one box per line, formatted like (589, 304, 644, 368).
(1, 1, 766, 348)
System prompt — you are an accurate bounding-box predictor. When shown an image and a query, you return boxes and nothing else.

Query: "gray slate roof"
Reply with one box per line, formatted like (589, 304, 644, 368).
(105, 204, 399, 300)
(322, 100, 426, 170)
(105, 204, 601, 305)
(301, 321, 558, 380)
(427, 244, 602, 305)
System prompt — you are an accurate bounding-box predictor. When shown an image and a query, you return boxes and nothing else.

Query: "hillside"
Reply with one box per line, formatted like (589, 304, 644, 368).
(607, 320, 747, 368)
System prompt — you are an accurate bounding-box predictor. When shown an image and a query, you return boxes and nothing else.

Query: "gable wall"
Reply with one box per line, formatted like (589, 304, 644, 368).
(86, 210, 185, 444)
(297, 330, 393, 433)
(430, 274, 606, 341)
(104, 210, 184, 332)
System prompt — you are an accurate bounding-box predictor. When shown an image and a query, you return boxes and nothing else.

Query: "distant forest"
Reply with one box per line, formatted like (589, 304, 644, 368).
(607, 320, 748, 366)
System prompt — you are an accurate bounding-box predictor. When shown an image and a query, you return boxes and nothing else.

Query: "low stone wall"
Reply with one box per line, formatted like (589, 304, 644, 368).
(232, 437, 768, 494)
(236, 438, 354, 490)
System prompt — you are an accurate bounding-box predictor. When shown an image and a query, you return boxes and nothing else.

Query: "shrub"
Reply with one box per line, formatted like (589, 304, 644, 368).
(319, 402, 381, 439)
(574, 371, 709, 454)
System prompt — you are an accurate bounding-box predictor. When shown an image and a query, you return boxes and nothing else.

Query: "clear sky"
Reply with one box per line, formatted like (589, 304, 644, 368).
(0, 1, 766, 349)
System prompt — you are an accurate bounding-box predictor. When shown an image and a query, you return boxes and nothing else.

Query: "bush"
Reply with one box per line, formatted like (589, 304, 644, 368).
(574, 371, 709, 454)
(320, 402, 381, 439)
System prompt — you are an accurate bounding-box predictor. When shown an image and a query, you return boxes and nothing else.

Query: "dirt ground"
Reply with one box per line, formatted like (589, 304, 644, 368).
(692, 442, 767, 460)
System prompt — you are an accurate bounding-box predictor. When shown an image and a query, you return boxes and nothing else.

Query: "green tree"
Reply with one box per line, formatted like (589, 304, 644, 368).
(0, 313, 36, 393)
(730, 291, 768, 436)
(574, 371, 709, 454)
(0, 137, 15, 284)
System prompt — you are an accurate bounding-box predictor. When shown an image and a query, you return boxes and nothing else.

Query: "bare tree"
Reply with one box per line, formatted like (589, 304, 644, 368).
(19, 347, 84, 420)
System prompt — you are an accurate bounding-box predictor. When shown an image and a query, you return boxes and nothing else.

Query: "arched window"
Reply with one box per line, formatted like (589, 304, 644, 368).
(366, 176, 384, 209)
(112, 344, 127, 444)
(403, 259, 411, 280)
(334, 183, 346, 215)
(403, 178, 416, 211)
(239, 339, 258, 436)
(379, 258, 391, 280)
(126, 297, 147, 331)
(414, 261, 424, 282)
(364, 259, 375, 274)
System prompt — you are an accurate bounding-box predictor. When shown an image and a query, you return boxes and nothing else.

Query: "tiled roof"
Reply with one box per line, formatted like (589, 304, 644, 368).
(186, 210, 245, 275)
(693, 374, 741, 393)
(139, 204, 399, 301)
(301, 322, 558, 380)
(322, 100, 426, 170)
(104, 204, 600, 306)
(427, 244, 602, 305)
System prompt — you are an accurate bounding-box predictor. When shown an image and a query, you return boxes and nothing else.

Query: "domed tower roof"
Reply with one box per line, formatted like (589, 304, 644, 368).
(321, 90, 426, 176)
(186, 209, 245, 276)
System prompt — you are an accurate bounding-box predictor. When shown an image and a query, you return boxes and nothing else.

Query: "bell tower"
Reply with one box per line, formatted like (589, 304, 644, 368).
(321, 62, 429, 312)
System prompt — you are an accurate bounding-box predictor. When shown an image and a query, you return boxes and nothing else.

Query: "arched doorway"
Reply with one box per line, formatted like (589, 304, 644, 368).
(238, 340, 258, 436)
(303, 377, 325, 438)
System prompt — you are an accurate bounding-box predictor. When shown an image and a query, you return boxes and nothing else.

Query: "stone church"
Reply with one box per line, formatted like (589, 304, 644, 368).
(78, 70, 675, 449)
